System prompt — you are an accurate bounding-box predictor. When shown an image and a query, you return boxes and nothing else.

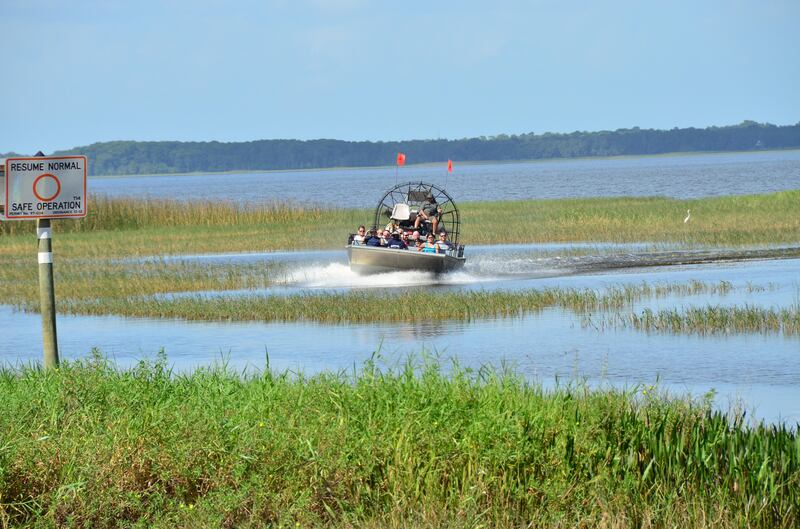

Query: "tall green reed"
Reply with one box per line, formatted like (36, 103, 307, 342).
(0, 354, 797, 528)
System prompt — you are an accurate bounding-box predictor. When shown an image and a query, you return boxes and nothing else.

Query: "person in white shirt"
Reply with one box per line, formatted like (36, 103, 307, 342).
(352, 225, 367, 245)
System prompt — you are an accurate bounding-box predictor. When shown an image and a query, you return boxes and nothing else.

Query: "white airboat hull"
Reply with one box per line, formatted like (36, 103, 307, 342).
(347, 245, 465, 275)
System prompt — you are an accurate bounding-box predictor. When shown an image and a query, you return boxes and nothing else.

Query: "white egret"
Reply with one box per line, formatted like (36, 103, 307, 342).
(684, 209, 691, 223)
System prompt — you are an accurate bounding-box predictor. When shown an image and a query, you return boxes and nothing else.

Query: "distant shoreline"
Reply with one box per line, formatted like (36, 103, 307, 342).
(89, 147, 800, 180)
(40, 121, 799, 178)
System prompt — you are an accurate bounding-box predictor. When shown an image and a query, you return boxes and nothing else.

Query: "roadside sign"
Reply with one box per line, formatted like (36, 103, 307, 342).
(2, 155, 87, 220)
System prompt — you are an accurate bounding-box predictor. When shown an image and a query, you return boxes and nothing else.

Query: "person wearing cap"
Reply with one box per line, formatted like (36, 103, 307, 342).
(414, 195, 442, 234)
(386, 230, 407, 250)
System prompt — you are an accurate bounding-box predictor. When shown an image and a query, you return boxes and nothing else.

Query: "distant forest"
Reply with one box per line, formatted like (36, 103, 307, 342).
(5, 120, 800, 176)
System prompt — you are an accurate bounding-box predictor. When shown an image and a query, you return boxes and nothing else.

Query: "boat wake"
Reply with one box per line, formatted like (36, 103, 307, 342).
(276, 263, 500, 289)
(464, 245, 800, 278)
(274, 245, 800, 291)
(158, 244, 800, 300)
(278, 263, 433, 288)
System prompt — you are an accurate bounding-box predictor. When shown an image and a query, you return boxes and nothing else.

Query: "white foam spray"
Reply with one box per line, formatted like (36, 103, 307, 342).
(277, 263, 498, 289)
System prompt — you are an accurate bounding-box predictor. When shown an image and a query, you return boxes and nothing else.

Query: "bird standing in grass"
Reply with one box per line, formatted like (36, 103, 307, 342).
(684, 209, 691, 223)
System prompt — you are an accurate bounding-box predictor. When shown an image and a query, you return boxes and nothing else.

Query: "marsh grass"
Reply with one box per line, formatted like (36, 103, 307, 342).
(0, 228, 738, 326)
(19, 281, 739, 325)
(606, 305, 800, 335)
(0, 258, 285, 309)
(0, 241, 786, 336)
(0, 354, 796, 528)
(2, 197, 341, 233)
(2, 191, 799, 256)
(466, 191, 800, 246)
(0, 196, 364, 255)
(1, 191, 797, 332)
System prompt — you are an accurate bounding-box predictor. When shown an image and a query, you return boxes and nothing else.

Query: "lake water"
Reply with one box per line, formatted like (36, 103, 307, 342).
(4, 151, 800, 425)
(89, 149, 800, 207)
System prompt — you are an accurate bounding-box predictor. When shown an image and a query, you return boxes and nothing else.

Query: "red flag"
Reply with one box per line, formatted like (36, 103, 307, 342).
(396, 153, 406, 166)
(447, 159, 453, 172)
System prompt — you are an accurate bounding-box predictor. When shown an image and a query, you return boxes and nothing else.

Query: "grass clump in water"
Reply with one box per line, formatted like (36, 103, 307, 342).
(0, 352, 797, 528)
(610, 304, 800, 335)
(38, 281, 740, 325)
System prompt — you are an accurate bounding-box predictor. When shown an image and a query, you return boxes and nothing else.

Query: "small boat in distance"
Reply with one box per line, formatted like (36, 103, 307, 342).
(346, 181, 466, 274)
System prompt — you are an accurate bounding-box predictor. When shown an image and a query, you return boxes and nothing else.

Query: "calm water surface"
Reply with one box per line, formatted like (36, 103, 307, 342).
(90, 150, 800, 207)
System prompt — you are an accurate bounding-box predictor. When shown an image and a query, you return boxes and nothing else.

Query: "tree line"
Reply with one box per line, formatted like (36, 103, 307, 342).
(5, 120, 799, 176)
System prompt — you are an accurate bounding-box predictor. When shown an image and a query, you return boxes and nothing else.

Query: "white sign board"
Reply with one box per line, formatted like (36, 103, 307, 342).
(2, 156, 87, 220)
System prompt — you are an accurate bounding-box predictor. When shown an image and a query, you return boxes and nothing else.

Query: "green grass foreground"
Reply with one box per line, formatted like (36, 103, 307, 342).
(1, 355, 798, 528)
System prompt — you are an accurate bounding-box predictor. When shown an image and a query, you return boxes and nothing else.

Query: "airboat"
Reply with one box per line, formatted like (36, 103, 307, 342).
(346, 181, 466, 274)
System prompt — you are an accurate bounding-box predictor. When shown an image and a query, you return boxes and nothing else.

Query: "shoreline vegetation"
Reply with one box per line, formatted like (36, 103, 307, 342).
(76, 146, 800, 180)
(33, 120, 800, 176)
(0, 355, 797, 528)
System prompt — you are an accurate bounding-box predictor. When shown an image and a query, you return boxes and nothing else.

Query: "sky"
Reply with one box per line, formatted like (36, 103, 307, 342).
(1, 0, 798, 154)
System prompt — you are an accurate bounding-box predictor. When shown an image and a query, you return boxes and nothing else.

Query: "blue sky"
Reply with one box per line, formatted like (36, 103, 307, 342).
(2, 0, 798, 154)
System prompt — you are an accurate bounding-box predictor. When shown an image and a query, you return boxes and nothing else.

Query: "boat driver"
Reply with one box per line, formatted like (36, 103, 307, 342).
(414, 196, 442, 234)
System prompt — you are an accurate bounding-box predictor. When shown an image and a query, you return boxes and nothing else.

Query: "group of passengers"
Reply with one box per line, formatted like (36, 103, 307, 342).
(352, 225, 451, 254)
